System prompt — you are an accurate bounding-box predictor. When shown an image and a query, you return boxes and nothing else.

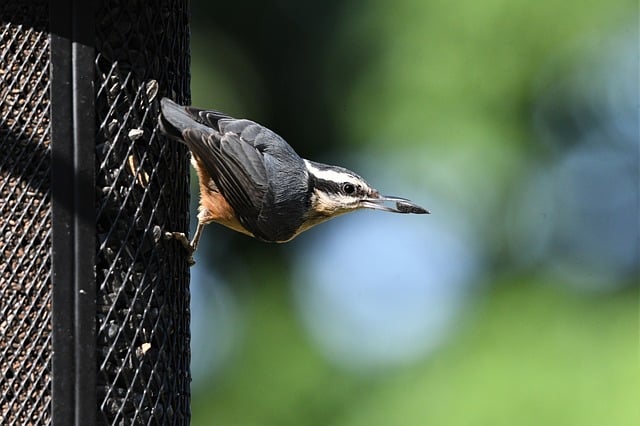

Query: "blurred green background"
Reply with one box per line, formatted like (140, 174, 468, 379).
(187, 0, 639, 425)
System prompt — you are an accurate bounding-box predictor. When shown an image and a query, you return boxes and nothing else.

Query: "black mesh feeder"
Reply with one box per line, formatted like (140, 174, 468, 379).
(1, 0, 191, 424)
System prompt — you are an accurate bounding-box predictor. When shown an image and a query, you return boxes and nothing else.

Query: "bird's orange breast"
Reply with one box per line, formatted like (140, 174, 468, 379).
(193, 156, 254, 237)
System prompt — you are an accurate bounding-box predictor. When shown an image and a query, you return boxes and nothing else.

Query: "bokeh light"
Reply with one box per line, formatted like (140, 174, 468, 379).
(293, 192, 479, 370)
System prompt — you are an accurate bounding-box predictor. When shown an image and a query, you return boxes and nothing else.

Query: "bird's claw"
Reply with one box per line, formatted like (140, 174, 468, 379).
(164, 231, 196, 266)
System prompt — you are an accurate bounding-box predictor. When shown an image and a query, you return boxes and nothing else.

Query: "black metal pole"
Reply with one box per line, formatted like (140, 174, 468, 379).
(50, 0, 96, 424)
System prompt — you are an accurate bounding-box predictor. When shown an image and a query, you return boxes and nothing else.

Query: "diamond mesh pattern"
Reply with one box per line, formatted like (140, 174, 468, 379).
(95, 0, 191, 424)
(1, 1, 190, 423)
(0, 1, 52, 425)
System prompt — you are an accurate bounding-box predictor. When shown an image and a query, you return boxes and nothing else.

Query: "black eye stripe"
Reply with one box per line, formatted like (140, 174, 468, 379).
(313, 178, 342, 194)
(312, 178, 363, 196)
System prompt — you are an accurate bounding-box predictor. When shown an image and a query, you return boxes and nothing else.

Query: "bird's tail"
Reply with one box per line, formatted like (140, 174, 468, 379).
(159, 97, 198, 141)
(159, 97, 232, 142)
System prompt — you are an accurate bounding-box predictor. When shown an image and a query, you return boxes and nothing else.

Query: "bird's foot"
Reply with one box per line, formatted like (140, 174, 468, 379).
(164, 231, 196, 266)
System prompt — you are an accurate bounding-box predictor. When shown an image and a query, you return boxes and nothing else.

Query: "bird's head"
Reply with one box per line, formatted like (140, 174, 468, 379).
(303, 160, 429, 224)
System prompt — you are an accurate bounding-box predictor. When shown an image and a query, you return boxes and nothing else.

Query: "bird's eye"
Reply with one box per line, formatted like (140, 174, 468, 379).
(342, 183, 356, 194)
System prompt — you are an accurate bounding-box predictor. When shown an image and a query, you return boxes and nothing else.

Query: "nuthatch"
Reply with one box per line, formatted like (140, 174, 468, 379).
(159, 98, 428, 261)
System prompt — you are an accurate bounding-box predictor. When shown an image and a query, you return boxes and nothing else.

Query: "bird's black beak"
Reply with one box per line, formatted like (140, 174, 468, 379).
(360, 195, 430, 214)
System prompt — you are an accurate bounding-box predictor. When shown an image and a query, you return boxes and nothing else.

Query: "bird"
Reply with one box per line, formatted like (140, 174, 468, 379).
(159, 97, 428, 262)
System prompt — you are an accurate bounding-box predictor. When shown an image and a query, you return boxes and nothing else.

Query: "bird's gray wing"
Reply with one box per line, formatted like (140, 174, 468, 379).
(182, 128, 269, 234)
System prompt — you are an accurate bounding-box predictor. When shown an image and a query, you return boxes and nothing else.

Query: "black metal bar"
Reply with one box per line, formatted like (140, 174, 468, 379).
(50, 5, 75, 424)
(71, 0, 96, 423)
(50, 0, 96, 424)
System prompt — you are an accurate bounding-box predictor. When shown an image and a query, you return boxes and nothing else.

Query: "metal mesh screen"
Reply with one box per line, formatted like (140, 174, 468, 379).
(94, 0, 191, 424)
(0, 2, 53, 425)
(1, 0, 190, 424)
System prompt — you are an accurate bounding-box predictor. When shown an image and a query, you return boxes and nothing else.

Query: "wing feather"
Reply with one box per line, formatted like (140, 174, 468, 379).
(182, 129, 269, 233)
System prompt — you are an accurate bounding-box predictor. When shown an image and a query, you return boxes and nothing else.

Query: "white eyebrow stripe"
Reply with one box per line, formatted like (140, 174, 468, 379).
(304, 160, 361, 185)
